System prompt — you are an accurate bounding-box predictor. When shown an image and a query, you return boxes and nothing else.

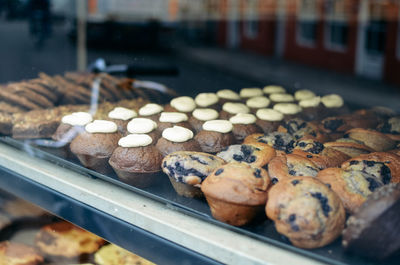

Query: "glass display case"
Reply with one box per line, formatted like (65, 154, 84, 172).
(0, 1, 399, 265)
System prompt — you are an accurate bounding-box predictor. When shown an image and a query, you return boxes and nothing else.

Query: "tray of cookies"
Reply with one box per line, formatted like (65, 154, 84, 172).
(0, 77, 400, 265)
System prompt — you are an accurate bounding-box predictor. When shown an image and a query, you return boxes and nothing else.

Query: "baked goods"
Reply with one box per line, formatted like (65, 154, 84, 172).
(294, 89, 316, 101)
(164, 96, 196, 113)
(345, 128, 397, 151)
(263, 85, 286, 95)
(94, 244, 155, 265)
(156, 126, 201, 156)
(268, 154, 320, 184)
(217, 143, 276, 168)
(126, 118, 160, 142)
(194, 93, 220, 110)
(269, 93, 295, 106)
(107, 107, 137, 134)
(255, 108, 283, 133)
(229, 113, 263, 141)
(35, 221, 105, 262)
(320, 94, 349, 116)
(239, 88, 263, 99)
(292, 139, 350, 169)
(0, 241, 44, 265)
(220, 102, 250, 119)
(342, 183, 400, 260)
(273, 103, 302, 120)
(246, 96, 270, 113)
(0, 112, 13, 135)
(201, 162, 270, 226)
(298, 96, 324, 121)
(378, 116, 400, 141)
(323, 139, 373, 158)
(109, 134, 163, 188)
(244, 132, 295, 154)
(52, 111, 93, 144)
(266, 176, 346, 249)
(70, 120, 121, 174)
(162, 151, 225, 197)
(157, 112, 192, 133)
(194, 120, 236, 154)
(188, 108, 219, 133)
(277, 118, 328, 142)
(2, 198, 48, 219)
(216, 89, 241, 105)
(138, 103, 163, 121)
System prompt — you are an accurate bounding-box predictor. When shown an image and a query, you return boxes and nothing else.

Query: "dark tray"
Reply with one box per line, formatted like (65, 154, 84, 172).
(1, 136, 399, 265)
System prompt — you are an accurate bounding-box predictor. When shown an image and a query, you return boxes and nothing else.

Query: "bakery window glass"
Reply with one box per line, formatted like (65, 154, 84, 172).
(243, 0, 259, 39)
(324, 0, 349, 51)
(296, 0, 318, 47)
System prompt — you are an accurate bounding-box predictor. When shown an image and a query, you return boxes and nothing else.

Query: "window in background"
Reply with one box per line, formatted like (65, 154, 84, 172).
(365, 2, 387, 56)
(324, 0, 349, 51)
(244, 0, 259, 39)
(397, 8, 400, 60)
(297, 0, 318, 47)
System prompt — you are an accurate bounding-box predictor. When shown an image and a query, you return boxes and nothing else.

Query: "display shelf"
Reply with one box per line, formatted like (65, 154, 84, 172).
(0, 142, 328, 265)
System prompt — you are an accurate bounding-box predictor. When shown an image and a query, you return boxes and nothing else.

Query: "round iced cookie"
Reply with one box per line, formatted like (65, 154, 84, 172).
(118, 134, 153, 147)
(127, 118, 157, 134)
(321, 94, 344, 108)
(85, 120, 118, 134)
(298, 96, 324, 121)
(157, 112, 192, 133)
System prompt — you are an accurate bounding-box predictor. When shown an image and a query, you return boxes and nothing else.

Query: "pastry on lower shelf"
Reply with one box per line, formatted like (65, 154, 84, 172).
(266, 176, 345, 249)
(52, 111, 93, 144)
(216, 143, 276, 168)
(323, 139, 373, 158)
(107, 107, 137, 134)
(95, 244, 155, 265)
(70, 120, 121, 174)
(277, 118, 329, 142)
(291, 139, 350, 169)
(162, 151, 225, 197)
(345, 128, 397, 152)
(109, 134, 163, 188)
(156, 126, 202, 157)
(201, 162, 270, 226)
(194, 120, 236, 154)
(0, 241, 44, 265)
(188, 108, 219, 133)
(0, 111, 13, 135)
(35, 221, 105, 262)
(342, 183, 400, 260)
(2, 198, 48, 220)
(229, 113, 263, 142)
(267, 154, 319, 184)
(243, 132, 295, 154)
(0, 213, 11, 231)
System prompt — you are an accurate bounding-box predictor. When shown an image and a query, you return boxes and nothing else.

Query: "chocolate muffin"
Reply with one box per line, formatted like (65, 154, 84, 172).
(70, 120, 121, 174)
(0, 241, 44, 265)
(194, 92, 220, 110)
(35, 221, 105, 263)
(164, 96, 196, 114)
(263, 85, 286, 95)
(321, 94, 349, 116)
(188, 108, 219, 133)
(294, 89, 316, 101)
(255, 108, 284, 133)
(52, 111, 93, 144)
(298, 96, 325, 121)
(246, 96, 270, 113)
(273, 103, 302, 121)
(157, 112, 192, 133)
(220, 102, 250, 119)
(126, 117, 160, 143)
(107, 106, 137, 134)
(201, 162, 270, 226)
(162, 151, 225, 197)
(216, 89, 241, 105)
(138, 103, 164, 121)
(239, 87, 263, 101)
(342, 183, 400, 260)
(156, 126, 202, 156)
(229, 113, 263, 141)
(217, 143, 276, 168)
(266, 176, 346, 249)
(269, 93, 295, 107)
(109, 134, 163, 188)
(194, 120, 236, 154)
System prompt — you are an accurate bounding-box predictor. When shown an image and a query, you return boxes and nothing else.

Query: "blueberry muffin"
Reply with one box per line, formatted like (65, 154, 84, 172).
(126, 117, 160, 143)
(194, 120, 236, 154)
(156, 126, 202, 157)
(138, 103, 164, 121)
(229, 113, 263, 141)
(217, 143, 276, 168)
(70, 120, 121, 174)
(255, 108, 284, 133)
(277, 118, 329, 143)
(292, 139, 350, 169)
(342, 183, 400, 260)
(164, 96, 196, 114)
(220, 102, 250, 119)
(162, 151, 225, 197)
(345, 128, 397, 152)
(216, 89, 241, 105)
(109, 134, 163, 188)
(0, 241, 44, 265)
(341, 152, 400, 184)
(35, 221, 105, 262)
(266, 176, 346, 249)
(268, 154, 320, 184)
(157, 112, 192, 133)
(378, 116, 400, 141)
(244, 132, 295, 154)
(194, 92, 220, 110)
(201, 162, 270, 226)
(188, 108, 219, 133)
(317, 167, 384, 213)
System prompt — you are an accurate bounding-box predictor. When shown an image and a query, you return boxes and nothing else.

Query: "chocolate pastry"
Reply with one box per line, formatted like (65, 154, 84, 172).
(162, 151, 225, 197)
(345, 128, 397, 152)
(195, 130, 236, 154)
(217, 143, 276, 168)
(156, 136, 202, 157)
(266, 176, 345, 249)
(268, 154, 319, 184)
(201, 162, 270, 226)
(324, 139, 373, 158)
(342, 183, 400, 260)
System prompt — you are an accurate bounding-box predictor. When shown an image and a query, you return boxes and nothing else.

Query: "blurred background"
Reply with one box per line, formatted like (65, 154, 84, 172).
(0, 0, 399, 107)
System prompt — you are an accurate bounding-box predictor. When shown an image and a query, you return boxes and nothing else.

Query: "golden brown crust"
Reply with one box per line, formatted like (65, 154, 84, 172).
(194, 130, 236, 154)
(266, 176, 345, 249)
(323, 141, 373, 158)
(277, 118, 329, 143)
(35, 222, 105, 259)
(346, 128, 397, 152)
(0, 241, 44, 265)
(267, 154, 319, 183)
(156, 138, 202, 157)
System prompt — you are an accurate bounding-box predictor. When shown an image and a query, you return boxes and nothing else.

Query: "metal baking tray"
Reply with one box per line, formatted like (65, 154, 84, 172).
(1, 136, 399, 265)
